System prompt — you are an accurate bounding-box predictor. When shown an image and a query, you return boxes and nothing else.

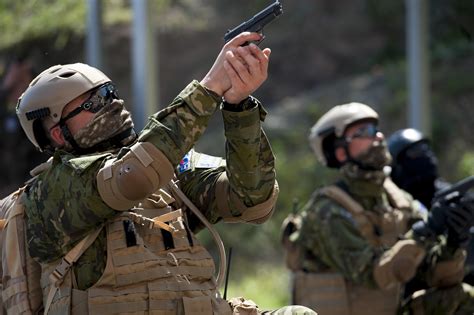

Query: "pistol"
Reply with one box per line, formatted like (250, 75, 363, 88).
(224, 1, 283, 45)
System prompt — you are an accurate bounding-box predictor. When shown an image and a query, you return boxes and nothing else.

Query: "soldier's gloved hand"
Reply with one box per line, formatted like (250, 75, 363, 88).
(411, 201, 449, 239)
(425, 200, 450, 235)
(446, 195, 474, 248)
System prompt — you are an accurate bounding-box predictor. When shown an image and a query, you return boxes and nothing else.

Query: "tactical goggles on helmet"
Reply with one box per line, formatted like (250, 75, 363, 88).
(344, 123, 379, 142)
(60, 82, 119, 123)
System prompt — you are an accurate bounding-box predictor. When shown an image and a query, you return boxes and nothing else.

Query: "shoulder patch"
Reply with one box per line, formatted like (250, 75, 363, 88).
(195, 153, 224, 168)
(178, 151, 193, 173)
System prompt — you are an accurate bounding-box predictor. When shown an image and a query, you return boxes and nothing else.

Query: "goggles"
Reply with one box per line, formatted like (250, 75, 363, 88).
(61, 82, 119, 123)
(345, 123, 379, 142)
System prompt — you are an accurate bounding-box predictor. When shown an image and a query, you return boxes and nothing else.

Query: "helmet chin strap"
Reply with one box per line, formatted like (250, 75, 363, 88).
(59, 122, 83, 153)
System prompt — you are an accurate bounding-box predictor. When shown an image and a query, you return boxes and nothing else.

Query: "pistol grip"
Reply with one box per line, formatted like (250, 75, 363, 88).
(243, 34, 265, 47)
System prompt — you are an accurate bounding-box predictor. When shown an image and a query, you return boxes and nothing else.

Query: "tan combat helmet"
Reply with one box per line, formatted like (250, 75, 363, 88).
(16, 63, 111, 151)
(308, 102, 379, 167)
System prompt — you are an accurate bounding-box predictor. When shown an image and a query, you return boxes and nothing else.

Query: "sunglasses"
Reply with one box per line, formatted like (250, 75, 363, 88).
(345, 123, 379, 142)
(61, 82, 119, 123)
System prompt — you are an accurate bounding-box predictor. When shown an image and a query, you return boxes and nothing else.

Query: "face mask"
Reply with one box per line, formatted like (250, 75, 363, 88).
(391, 147, 439, 207)
(352, 139, 393, 171)
(66, 99, 135, 151)
(399, 148, 438, 179)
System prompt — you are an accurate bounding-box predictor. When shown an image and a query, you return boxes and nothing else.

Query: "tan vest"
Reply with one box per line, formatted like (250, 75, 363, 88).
(293, 179, 412, 315)
(0, 188, 43, 315)
(40, 186, 232, 315)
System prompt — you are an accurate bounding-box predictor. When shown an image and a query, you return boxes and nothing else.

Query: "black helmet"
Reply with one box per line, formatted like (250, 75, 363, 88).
(388, 128, 439, 207)
(387, 128, 428, 161)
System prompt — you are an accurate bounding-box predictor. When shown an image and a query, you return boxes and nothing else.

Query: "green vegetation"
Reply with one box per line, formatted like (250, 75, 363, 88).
(0, 0, 85, 50)
(459, 152, 474, 178)
(226, 262, 291, 310)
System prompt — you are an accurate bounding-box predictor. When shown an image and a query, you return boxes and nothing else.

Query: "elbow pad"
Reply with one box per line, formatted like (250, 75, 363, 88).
(373, 239, 426, 290)
(215, 173, 279, 224)
(97, 142, 174, 210)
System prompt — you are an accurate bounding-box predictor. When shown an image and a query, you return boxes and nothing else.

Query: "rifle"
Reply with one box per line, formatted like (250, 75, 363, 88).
(224, 1, 283, 45)
(413, 176, 474, 238)
(427, 175, 474, 235)
(433, 175, 474, 204)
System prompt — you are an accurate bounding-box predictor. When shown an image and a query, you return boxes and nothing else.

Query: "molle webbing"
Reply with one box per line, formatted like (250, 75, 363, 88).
(293, 271, 349, 315)
(86, 214, 219, 314)
(44, 226, 104, 315)
(293, 271, 400, 315)
(41, 182, 230, 314)
(1, 188, 43, 315)
(42, 207, 222, 314)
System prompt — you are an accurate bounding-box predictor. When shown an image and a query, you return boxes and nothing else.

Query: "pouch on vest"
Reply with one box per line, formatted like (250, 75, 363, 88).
(0, 188, 43, 314)
(280, 213, 303, 271)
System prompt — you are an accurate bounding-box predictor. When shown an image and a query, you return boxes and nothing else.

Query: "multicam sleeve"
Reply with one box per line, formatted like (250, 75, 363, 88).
(215, 97, 278, 223)
(297, 196, 381, 287)
(177, 97, 278, 231)
(137, 80, 221, 165)
(222, 97, 275, 201)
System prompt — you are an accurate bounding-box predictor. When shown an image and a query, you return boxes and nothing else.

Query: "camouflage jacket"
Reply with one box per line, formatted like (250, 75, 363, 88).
(22, 81, 276, 290)
(294, 175, 457, 289)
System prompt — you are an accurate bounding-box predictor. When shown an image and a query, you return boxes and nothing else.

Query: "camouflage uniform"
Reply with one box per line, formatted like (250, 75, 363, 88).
(291, 171, 474, 315)
(22, 81, 314, 314)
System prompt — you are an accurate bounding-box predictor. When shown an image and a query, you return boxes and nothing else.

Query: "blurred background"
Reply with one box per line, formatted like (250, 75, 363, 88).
(1, 0, 473, 309)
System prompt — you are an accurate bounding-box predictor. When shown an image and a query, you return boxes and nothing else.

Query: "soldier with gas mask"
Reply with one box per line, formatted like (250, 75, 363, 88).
(4, 32, 316, 315)
(281, 102, 474, 314)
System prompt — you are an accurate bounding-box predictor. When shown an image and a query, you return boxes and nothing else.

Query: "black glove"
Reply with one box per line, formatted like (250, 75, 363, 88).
(446, 195, 474, 248)
(411, 201, 448, 240)
(426, 201, 449, 235)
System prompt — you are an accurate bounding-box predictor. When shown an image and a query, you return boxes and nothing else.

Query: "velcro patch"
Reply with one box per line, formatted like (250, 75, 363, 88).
(196, 153, 223, 168)
(178, 151, 192, 173)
